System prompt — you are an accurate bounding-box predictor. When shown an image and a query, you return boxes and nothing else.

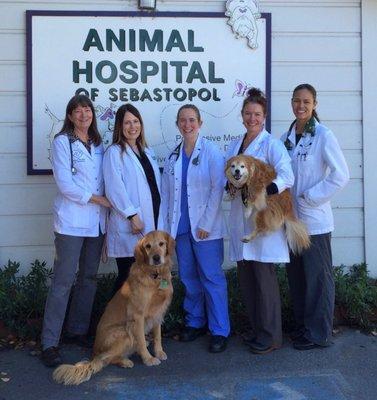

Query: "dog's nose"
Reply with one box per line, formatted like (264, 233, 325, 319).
(152, 254, 161, 264)
(235, 169, 240, 174)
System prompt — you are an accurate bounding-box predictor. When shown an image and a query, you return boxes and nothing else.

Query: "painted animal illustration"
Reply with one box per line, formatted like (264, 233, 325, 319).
(225, 0, 261, 49)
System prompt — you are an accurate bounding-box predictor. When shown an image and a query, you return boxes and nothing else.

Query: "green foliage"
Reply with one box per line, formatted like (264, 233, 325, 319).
(334, 263, 377, 330)
(162, 272, 185, 333)
(276, 266, 295, 332)
(0, 260, 52, 338)
(0, 260, 376, 340)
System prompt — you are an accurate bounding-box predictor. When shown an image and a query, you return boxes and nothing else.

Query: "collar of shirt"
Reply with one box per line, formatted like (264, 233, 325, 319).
(68, 132, 93, 152)
(285, 117, 317, 150)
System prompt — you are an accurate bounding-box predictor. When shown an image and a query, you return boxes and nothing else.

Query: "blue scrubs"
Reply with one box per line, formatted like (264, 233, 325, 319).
(176, 150, 230, 337)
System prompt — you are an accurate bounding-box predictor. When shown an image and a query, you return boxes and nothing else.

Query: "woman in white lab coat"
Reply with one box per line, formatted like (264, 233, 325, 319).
(281, 83, 349, 350)
(41, 94, 110, 367)
(103, 104, 164, 295)
(162, 104, 230, 353)
(226, 88, 294, 355)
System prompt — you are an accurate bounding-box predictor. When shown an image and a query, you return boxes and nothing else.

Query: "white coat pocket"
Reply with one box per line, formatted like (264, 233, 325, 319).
(109, 211, 132, 233)
(55, 199, 90, 228)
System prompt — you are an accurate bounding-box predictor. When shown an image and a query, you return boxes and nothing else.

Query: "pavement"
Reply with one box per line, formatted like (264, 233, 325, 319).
(0, 328, 376, 400)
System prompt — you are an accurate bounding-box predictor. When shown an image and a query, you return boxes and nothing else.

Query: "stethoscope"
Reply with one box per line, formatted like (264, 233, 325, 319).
(285, 120, 315, 161)
(55, 132, 77, 175)
(167, 141, 200, 174)
(68, 138, 77, 175)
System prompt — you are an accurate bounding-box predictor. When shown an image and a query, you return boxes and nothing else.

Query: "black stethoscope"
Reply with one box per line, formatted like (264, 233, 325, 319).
(55, 132, 77, 175)
(68, 138, 77, 175)
(168, 141, 200, 166)
(285, 120, 315, 160)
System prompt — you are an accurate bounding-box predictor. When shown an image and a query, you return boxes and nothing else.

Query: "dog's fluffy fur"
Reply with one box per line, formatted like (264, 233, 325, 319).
(53, 230, 175, 386)
(226, 155, 310, 254)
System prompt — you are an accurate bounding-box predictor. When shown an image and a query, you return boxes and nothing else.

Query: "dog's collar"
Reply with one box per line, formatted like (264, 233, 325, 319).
(150, 271, 169, 289)
(150, 271, 160, 280)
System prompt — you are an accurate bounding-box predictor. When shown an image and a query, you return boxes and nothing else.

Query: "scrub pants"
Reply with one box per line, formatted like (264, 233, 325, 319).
(286, 233, 334, 346)
(41, 232, 104, 350)
(237, 260, 282, 347)
(175, 233, 230, 337)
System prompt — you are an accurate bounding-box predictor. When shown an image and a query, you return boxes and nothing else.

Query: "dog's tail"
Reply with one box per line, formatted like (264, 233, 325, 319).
(285, 219, 311, 255)
(53, 356, 106, 386)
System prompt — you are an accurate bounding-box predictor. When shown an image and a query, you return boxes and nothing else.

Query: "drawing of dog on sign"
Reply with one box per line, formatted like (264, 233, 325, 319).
(225, 0, 261, 49)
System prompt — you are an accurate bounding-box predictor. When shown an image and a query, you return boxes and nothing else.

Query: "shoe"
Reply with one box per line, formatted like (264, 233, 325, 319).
(243, 336, 257, 347)
(41, 346, 62, 368)
(209, 335, 227, 353)
(290, 329, 305, 342)
(179, 326, 207, 342)
(63, 333, 94, 348)
(248, 340, 277, 355)
(293, 336, 320, 351)
(242, 331, 256, 347)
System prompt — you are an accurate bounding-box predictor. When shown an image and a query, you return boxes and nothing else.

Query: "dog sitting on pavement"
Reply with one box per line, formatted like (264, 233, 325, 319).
(53, 230, 175, 385)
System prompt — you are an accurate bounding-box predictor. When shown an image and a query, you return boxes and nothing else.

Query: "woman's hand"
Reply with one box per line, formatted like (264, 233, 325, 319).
(90, 195, 112, 208)
(197, 228, 209, 240)
(130, 214, 144, 234)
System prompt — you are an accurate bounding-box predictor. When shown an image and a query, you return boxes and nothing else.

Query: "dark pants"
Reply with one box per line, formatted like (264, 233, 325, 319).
(112, 257, 135, 296)
(286, 233, 334, 346)
(41, 232, 104, 350)
(237, 260, 282, 347)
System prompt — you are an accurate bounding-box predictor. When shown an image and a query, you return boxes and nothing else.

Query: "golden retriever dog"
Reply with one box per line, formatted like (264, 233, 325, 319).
(225, 155, 310, 254)
(53, 230, 175, 385)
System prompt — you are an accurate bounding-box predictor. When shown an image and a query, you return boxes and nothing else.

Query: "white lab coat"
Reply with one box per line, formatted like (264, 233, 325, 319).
(281, 121, 349, 235)
(226, 129, 294, 263)
(103, 144, 164, 257)
(51, 133, 107, 237)
(161, 134, 226, 241)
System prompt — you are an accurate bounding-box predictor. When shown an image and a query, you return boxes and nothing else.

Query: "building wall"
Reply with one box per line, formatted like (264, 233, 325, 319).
(0, 0, 366, 274)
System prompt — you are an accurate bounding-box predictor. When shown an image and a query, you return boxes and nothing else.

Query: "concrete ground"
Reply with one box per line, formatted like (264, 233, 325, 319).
(0, 328, 376, 400)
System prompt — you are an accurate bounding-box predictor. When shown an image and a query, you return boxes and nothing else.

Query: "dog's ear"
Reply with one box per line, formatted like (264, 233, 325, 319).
(225, 157, 232, 173)
(225, 159, 231, 178)
(164, 232, 176, 256)
(247, 157, 275, 190)
(256, 158, 276, 185)
(245, 157, 256, 186)
(134, 238, 147, 264)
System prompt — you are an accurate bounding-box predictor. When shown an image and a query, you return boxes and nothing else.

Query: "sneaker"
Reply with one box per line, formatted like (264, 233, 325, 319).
(179, 326, 207, 342)
(293, 336, 320, 351)
(209, 335, 228, 353)
(248, 340, 277, 355)
(41, 346, 62, 368)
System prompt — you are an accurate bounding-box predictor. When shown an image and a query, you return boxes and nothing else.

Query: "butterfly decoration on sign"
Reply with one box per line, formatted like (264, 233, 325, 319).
(96, 103, 116, 121)
(233, 79, 252, 97)
(225, 0, 261, 49)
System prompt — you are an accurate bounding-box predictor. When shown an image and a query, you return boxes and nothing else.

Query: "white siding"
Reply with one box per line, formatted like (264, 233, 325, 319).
(361, 0, 377, 277)
(0, 0, 366, 273)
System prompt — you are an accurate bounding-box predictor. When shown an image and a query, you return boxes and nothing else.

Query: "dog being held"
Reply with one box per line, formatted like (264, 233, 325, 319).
(53, 230, 175, 386)
(225, 154, 310, 254)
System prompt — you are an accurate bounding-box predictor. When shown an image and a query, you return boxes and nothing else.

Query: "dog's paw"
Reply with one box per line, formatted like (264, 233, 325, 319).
(244, 208, 253, 219)
(143, 356, 161, 366)
(119, 358, 134, 368)
(155, 350, 167, 361)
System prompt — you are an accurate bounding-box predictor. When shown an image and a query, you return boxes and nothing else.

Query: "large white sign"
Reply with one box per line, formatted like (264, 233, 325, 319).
(26, 11, 271, 174)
